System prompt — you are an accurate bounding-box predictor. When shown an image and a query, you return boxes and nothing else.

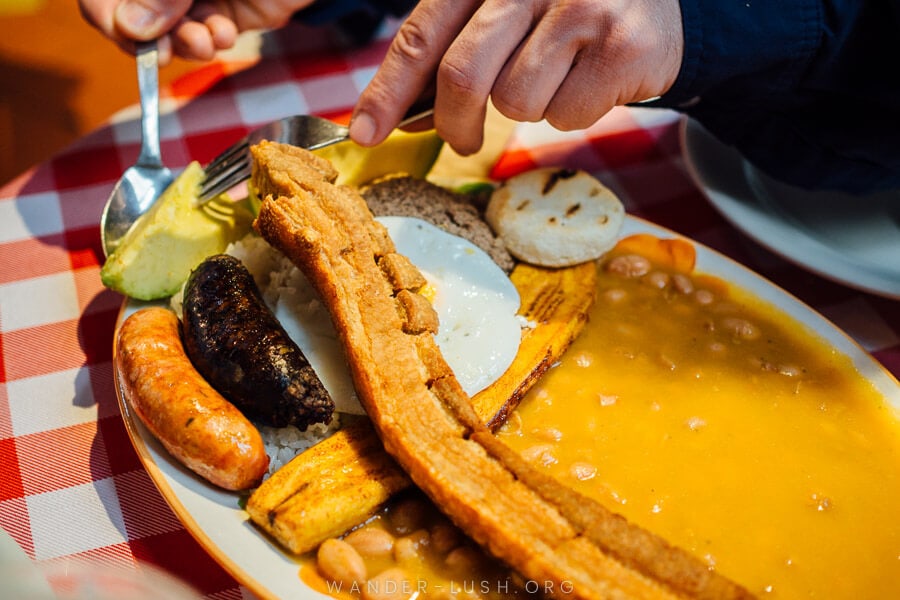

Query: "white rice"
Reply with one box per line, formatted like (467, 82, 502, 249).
(258, 418, 342, 476)
(225, 234, 346, 477)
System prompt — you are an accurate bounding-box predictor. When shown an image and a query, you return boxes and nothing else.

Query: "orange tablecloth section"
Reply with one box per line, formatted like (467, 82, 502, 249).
(1, 18, 897, 600)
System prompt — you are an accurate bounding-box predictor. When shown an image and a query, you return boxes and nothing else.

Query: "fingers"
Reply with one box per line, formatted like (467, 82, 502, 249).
(490, 11, 575, 124)
(434, 1, 535, 154)
(350, 0, 481, 148)
(80, 0, 246, 61)
(79, 0, 142, 53)
(496, 3, 617, 131)
(189, 3, 239, 50)
(79, 0, 194, 59)
(492, 1, 639, 131)
(78, 0, 120, 37)
(545, 1, 683, 130)
(169, 3, 240, 61)
(352, 0, 538, 155)
(355, 0, 684, 156)
(114, 0, 193, 40)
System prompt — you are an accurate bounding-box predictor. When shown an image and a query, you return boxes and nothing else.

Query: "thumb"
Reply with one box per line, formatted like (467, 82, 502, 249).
(114, 0, 192, 40)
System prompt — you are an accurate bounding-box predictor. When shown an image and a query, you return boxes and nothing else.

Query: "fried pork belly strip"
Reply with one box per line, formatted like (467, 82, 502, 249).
(252, 141, 753, 600)
(247, 258, 595, 554)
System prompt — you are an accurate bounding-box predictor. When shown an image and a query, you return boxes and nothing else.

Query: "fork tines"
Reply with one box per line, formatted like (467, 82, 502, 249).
(197, 139, 253, 203)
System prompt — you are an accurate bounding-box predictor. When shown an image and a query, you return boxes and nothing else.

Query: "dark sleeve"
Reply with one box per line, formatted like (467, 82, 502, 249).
(295, 0, 416, 26)
(656, 0, 900, 194)
(294, 0, 417, 44)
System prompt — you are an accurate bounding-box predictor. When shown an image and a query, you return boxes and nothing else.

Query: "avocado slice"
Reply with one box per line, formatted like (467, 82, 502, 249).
(100, 162, 254, 300)
(314, 129, 444, 187)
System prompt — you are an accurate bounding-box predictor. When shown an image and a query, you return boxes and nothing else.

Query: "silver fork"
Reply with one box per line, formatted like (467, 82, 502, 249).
(197, 104, 434, 204)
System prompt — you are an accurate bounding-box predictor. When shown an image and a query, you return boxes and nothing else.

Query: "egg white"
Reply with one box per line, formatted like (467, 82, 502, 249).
(228, 216, 522, 416)
(380, 217, 522, 398)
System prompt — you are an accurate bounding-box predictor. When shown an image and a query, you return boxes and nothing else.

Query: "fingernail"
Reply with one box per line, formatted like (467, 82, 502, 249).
(115, 0, 163, 36)
(349, 111, 377, 146)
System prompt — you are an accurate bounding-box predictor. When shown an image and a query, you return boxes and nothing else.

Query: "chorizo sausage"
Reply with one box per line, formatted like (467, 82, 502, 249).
(115, 306, 269, 490)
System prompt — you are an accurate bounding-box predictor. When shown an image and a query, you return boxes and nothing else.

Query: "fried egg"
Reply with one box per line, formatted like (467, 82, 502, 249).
(382, 216, 522, 397)
(229, 216, 522, 416)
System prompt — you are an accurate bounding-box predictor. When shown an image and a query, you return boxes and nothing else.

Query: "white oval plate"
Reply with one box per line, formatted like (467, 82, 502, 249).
(114, 216, 900, 600)
(680, 117, 900, 299)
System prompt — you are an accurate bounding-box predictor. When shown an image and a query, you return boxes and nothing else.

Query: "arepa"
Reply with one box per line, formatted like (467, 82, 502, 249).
(486, 167, 624, 267)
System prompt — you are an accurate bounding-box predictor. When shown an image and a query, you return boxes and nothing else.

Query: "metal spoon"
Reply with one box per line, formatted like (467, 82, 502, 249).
(100, 41, 174, 257)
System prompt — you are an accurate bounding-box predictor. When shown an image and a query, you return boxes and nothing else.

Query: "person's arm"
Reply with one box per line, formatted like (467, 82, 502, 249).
(658, 0, 900, 193)
(295, 0, 416, 25)
(294, 0, 418, 46)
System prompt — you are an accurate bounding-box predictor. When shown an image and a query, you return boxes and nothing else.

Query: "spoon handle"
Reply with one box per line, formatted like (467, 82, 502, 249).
(135, 41, 163, 169)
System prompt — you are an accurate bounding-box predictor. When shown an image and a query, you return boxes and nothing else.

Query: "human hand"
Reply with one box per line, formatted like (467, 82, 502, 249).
(78, 0, 317, 63)
(350, 0, 684, 155)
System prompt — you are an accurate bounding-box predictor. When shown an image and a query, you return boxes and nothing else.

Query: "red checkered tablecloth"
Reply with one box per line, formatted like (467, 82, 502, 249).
(1, 18, 898, 599)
